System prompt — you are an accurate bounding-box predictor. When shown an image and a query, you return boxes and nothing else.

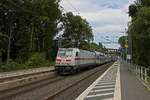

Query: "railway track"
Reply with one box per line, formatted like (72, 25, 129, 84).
(47, 63, 113, 100)
(0, 74, 66, 99)
(0, 68, 59, 99)
(0, 63, 113, 100)
(0, 67, 54, 82)
(0, 68, 55, 91)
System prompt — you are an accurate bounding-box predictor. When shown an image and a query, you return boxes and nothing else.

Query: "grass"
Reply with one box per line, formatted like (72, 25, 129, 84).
(0, 61, 55, 72)
(0, 53, 55, 72)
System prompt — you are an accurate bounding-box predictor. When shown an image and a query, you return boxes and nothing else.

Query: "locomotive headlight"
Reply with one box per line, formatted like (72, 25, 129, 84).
(56, 58, 61, 64)
(66, 59, 71, 62)
(56, 59, 61, 62)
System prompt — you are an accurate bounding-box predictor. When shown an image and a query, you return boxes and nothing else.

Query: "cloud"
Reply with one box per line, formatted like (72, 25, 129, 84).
(60, 0, 135, 49)
(94, 25, 124, 34)
(81, 8, 128, 27)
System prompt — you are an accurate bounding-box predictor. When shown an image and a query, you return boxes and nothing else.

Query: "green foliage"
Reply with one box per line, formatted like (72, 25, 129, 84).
(129, 0, 150, 17)
(129, 4, 138, 17)
(0, 0, 96, 71)
(118, 36, 126, 48)
(0, 53, 55, 72)
(136, 0, 150, 7)
(128, 0, 150, 66)
(0, 61, 26, 72)
(0, 0, 62, 62)
(90, 42, 102, 51)
(60, 12, 93, 48)
(79, 41, 105, 52)
(25, 53, 53, 67)
(118, 36, 127, 60)
(129, 7, 150, 66)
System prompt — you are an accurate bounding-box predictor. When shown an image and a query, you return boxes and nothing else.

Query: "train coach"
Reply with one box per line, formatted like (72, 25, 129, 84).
(55, 48, 111, 74)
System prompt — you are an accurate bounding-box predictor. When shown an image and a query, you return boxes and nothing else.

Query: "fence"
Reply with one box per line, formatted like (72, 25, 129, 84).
(121, 60, 150, 87)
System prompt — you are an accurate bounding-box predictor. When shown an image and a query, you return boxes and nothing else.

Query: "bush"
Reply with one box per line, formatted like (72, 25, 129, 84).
(0, 53, 55, 72)
(0, 61, 26, 72)
(25, 53, 53, 68)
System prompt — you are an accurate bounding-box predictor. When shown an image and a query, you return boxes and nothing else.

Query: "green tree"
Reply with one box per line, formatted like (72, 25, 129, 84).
(118, 36, 126, 48)
(61, 12, 93, 48)
(128, 0, 150, 66)
(129, 4, 138, 17)
(129, 7, 150, 66)
(0, 0, 62, 63)
(90, 42, 102, 51)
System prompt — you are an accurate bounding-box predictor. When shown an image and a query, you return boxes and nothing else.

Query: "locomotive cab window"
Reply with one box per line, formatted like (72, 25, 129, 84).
(58, 50, 72, 57)
(66, 51, 72, 56)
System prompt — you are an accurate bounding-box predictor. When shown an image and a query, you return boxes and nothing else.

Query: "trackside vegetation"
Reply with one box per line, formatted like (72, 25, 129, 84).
(0, 0, 104, 71)
(119, 0, 150, 67)
(0, 53, 55, 72)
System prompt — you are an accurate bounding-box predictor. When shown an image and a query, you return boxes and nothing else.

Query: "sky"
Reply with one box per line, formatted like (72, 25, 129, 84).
(60, 0, 135, 49)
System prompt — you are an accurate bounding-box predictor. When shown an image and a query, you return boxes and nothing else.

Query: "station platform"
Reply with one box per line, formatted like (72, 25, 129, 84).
(76, 61, 150, 100)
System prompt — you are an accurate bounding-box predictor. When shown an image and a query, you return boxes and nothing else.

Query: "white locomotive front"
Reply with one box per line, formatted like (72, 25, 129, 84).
(55, 48, 96, 74)
(55, 48, 113, 74)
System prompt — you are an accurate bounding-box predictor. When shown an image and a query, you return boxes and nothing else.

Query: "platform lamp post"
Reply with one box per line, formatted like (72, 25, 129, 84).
(127, 22, 132, 63)
(125, 27, 132, 63)
(124, 28, 129, 62)
(125, 35, 128, 61)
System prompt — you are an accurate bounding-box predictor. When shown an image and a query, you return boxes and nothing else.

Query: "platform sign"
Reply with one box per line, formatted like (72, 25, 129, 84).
(118, 47, 125, 52)
(125, 44, 128, 48)
(127, 54, 131, 60)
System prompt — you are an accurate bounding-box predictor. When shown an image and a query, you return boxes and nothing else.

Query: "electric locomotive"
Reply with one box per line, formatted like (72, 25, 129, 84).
(55, 48, 111, 74)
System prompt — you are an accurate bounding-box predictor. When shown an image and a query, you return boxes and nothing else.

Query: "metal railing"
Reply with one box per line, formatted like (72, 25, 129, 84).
(122, 60, 150, 87)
